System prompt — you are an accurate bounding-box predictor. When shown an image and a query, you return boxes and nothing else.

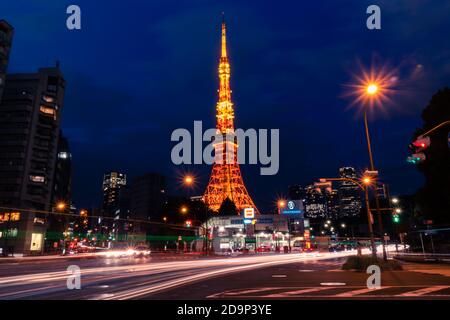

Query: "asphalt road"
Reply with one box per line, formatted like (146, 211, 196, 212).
(0, 250, 449, 300)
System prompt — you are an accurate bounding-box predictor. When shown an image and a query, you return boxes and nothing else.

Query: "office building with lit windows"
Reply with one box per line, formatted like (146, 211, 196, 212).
(0, 66, 66, 255)
(102, 172, 127, 217)
(338, 167, 362, 218)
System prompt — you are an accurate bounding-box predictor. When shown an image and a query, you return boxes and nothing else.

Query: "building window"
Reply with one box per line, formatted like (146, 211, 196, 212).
(58, 152, 70, 159)
(0, 228, 18, 238)
(29, 175, 45, 183)
(42, 95, 54, 103)
(39, 106, 56, 117)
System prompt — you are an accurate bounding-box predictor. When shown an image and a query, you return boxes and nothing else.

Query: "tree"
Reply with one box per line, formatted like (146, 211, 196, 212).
(413, 87, 450, 224)
(218, 198, 238, 216)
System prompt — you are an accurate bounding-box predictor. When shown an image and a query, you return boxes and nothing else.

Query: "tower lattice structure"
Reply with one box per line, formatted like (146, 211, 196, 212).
(203, 18, 258, 214)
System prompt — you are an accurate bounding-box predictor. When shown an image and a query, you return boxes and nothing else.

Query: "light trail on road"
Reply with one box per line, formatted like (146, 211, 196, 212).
(0, 246, 398, 300)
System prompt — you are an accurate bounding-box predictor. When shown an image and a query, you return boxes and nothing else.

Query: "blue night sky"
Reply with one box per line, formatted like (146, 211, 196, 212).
(1, 0, 450, 212)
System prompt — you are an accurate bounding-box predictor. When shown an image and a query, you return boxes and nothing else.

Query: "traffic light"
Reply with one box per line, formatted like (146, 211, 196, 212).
(392, 214, 400, 224)
(407, 153, 426, 164)
(407, 135, 430, 164)
(185, 220, 192, 228)
(412, 136, 431, 150)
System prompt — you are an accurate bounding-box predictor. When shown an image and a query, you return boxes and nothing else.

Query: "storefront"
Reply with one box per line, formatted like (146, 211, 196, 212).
(205, 214, 305, 254)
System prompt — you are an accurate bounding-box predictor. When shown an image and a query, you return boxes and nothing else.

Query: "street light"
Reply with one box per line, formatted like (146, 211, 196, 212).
(277, 199, 290, 251)
(362, 78, 390, 261)
(180, 206, 188, 214)
(181, 175, 210, 256)
(341, 223, 346, 228)
(184, 175, 194, 186)
(366, 83, 378, 95)
(362, 176, 373, 186)
(56, 202, 66, 211)
(319, 177, 377, 258)
(395, 208, 402, 214)
(392, 198, 399, 204)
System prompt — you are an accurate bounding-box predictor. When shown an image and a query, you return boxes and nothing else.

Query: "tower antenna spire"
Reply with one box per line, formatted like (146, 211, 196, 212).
(221, 12, 227, 58)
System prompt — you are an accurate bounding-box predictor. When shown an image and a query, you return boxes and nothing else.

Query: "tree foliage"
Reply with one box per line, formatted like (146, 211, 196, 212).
(218, 197, 238, 216)
(414, 87, 450, 224)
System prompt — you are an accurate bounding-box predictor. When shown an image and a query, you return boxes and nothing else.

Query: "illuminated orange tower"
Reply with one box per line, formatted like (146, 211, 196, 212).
(204, 16, 258, 214)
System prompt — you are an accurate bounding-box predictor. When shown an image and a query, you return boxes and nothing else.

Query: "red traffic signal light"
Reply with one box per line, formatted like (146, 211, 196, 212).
(412, 136, 430, 150)
(185, 220, 192, 227)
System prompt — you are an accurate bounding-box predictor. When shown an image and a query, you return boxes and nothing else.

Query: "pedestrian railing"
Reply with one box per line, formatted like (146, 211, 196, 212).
(393, 252, 450, 263)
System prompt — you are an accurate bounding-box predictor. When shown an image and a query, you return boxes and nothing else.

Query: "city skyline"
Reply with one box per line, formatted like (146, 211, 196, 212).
(2, 1, 449, 212)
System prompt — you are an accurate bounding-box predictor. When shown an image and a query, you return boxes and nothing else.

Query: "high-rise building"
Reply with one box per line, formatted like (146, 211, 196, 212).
(303, 180, 340, 221)
(304, 184, 327, 219)
(52, 131, 72, 205)
(45, 131, 72, 251)
(0, 66, 66, 255)
(338, 167, 362, 218)
(204, 17, 258, 213)
(327, 189, 340, 220)
(130, 173, 166, 221)
(102, 172, 126, 217)
(0, 20, 13, 101)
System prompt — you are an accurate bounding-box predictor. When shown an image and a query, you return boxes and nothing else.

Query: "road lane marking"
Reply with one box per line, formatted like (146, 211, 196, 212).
(211, 287, 283, 297)
(335, 286, 390, 297)
(264, 287, 331, 298)
(272, 275, 287, 278)
(397, 286, 450, 297)
(320, 282, 346, 286)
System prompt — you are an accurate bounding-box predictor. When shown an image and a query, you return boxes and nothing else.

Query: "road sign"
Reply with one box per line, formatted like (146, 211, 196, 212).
(245, 237, 256, 244)
(243, 207, 255, 219)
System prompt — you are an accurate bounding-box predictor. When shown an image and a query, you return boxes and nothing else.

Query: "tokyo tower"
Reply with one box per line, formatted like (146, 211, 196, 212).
(203, 16, 259, 214)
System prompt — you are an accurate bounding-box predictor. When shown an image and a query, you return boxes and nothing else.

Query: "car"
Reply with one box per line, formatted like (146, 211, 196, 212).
(256, 246, 271, 253)
(133, 245, 151, 257)
(103, 245, 151, 258)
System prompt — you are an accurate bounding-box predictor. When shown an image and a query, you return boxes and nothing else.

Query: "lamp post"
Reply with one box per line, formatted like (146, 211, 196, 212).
(321, 176, 377, 258)
(54, 202, 68, 255)
(364, 83, 387, 261)
(182, 175, 209, 256)
(277, 200, 290, 252)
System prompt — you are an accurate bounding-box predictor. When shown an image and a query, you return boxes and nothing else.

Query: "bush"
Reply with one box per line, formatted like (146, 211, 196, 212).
(342, 255, 403, 272)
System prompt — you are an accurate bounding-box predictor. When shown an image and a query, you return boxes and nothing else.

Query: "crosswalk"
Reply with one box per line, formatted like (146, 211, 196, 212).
(208, 285, 450, 299)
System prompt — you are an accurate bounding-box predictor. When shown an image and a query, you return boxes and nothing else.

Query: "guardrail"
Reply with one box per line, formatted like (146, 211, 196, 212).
(393, 252, 450, 263)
